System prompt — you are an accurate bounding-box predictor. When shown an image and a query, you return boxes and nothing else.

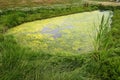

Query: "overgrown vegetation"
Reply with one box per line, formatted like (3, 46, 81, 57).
(0, 1, 120, 80)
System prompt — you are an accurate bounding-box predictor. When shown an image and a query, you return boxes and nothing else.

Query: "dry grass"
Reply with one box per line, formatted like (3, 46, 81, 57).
(0, 0, 71, 9)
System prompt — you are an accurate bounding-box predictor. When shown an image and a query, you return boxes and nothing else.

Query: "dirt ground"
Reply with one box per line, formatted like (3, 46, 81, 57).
(86, 0, 120, 6)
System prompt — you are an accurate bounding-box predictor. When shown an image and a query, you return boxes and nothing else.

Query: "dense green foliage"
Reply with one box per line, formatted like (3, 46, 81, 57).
(0, 2, 120, 80)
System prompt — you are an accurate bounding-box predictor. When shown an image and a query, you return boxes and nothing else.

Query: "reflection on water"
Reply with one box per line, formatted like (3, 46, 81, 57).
(41, 25, 73, 38)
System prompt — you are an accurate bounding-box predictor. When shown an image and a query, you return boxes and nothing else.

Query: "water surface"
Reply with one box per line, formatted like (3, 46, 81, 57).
(7, 10, 112, 54)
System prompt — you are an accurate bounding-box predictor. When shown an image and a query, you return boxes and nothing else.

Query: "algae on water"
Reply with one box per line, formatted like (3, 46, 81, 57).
(7, 10, 112, 54)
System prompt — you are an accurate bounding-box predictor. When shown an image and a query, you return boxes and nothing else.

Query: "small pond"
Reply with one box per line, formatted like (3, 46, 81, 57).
(7, 10, 112, 54)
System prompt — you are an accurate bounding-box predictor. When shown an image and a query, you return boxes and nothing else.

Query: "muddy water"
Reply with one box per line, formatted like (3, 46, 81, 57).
(7, 10, 112, 54)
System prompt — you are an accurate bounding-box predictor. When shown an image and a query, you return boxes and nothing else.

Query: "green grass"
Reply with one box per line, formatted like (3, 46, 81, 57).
(0, 35, 98, 80)
(0, 2, 120, 80)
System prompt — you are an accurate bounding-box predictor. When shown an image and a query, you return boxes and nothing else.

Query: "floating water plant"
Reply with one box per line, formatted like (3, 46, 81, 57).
(7, 10, 112, 54)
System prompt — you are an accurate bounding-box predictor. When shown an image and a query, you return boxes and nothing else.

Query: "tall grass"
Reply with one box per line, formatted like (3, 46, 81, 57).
(0, 34, 102, 80)
(93, 14, 113, 60)
(0, 36, 26, 80)
(89, 13, 120, 80)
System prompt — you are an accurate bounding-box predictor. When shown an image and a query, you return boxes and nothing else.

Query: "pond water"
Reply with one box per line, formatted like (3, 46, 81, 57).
(7, 10, 112, 54)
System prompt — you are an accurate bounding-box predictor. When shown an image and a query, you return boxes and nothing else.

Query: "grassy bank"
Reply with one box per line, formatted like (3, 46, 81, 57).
(0, 2, 120, 80)
(0, 3, 97, 32)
